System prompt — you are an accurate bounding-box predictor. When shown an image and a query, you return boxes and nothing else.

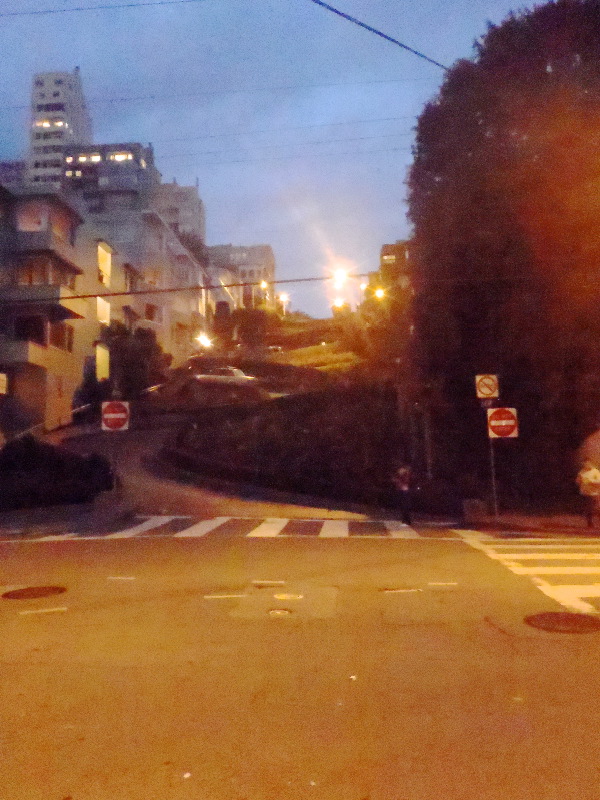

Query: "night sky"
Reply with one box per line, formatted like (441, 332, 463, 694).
(0, 0, 524, 316)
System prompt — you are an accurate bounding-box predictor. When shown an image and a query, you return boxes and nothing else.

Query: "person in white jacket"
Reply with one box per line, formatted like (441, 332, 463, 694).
(576, 461, 600, 527)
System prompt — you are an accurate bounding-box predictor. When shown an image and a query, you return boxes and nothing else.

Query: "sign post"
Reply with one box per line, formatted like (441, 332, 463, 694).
(101, 401, 130, 484)
(486, 407, 519, 517)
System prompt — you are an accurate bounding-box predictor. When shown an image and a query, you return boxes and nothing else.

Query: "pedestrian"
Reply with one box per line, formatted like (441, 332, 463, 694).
(576, 460, 600, 528)
(392, 464, 413, 525)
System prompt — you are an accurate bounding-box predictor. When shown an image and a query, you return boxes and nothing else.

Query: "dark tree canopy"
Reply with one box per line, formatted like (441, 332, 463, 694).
(409, 0, 600, 399)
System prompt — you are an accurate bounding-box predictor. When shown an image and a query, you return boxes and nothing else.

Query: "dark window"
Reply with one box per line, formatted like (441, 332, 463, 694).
(49, 321, 73, 352)
(35, 79, 44, 87)
(14, 315, 46, 346)
(54, 79, 63, 85)
(145, 303, 158, 321)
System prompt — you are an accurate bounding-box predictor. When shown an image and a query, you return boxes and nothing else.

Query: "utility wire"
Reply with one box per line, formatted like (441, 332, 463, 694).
(306, 0, 448, 71)
(0, 273, 371, 305)
(0, 0, 208, 18)
(5, 78, 432, 110)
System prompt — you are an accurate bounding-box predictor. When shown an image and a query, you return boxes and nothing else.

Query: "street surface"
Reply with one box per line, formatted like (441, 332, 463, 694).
(2, 424, 600, 799)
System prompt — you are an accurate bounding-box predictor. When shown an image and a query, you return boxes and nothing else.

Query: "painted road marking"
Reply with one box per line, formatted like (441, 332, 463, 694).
(203, 594, 248, 599)
(107, 576, 136, 581)
(246, 518, 290, 538)
(37, 533, 77, 541)
(383, 521, 420, 539)
(511, 565, 600, 575)
(319, 520, 349, 538)
(499, 553, 600, 560)
(174, 517, 231, 537)
(105, 516, 177, 539)
(18, 607, 68, 615)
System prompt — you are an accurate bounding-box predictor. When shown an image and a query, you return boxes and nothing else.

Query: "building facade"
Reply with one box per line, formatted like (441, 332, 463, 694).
(207, 244, 276, 312)
(27, 68, 93, 189)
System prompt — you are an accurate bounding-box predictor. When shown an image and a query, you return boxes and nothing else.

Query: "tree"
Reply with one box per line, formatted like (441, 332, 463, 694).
(408, 0, 600, 497)
(100, 322, 172, 398)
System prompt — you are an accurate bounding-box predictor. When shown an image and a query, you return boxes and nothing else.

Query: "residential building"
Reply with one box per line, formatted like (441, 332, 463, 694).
(28, 68, 92, 188)
(379, 240, 411, 290)
(152, 180, 206, 241)
(0, 160, 26, 189)
(63, 142, 207, 364)
(0, 185, 122, 435)
(207, 244, 276, 312)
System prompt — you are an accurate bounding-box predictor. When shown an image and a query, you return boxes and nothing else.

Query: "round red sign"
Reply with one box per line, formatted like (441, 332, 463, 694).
(101, 400, 130, 431)
(488, 407, 518, 438)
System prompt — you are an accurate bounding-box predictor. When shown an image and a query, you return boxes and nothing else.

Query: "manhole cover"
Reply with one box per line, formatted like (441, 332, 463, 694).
(2, 586, 67, 600)
(269, 609, 291, 618)
(524, 612, 600, 633)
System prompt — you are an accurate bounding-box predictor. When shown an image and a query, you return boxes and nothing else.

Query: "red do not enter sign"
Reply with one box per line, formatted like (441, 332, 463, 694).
(487, 407, 518, 439)
(101, 400, 130, 431)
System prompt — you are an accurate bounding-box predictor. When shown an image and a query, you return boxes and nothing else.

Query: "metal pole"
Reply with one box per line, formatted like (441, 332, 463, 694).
(489, 435, 499, 518)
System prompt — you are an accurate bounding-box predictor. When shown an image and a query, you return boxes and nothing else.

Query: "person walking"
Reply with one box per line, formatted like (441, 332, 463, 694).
(392, 464, 413, 525)
(576, 460, 600, 528)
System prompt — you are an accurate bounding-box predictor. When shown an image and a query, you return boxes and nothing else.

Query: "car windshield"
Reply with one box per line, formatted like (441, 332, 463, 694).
(2, 2, 599, 799)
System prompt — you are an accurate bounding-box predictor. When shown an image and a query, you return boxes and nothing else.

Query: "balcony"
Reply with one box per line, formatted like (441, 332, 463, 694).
(0, 337, 74, 373)
(14, 229, 82, 274)
(0, 284, 86, 319)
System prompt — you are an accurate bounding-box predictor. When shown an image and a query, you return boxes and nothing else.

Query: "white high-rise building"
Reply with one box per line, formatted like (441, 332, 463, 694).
(27, 67, 92, 188)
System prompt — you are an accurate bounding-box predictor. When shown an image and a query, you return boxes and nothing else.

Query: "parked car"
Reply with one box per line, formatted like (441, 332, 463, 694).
(143, 374, 270, 411)
(195, 366, 256, 381)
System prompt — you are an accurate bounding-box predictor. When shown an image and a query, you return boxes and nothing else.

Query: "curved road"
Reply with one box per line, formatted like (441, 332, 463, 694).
(48, 415, 371, 520)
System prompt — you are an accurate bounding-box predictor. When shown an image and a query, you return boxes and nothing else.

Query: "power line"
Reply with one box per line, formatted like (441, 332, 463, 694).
(155, 145, 413, 165)
(154, 116, 418, 144)
(4, 78, 433, 111)
(0, 0, 209, 18)
(156, 132, 414, 159)
(0, 273, 371, 305)
(306, 0, 448, 71)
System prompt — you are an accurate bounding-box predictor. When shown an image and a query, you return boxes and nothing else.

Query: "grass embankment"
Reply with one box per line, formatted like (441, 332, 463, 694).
(275, 342, 363, 374)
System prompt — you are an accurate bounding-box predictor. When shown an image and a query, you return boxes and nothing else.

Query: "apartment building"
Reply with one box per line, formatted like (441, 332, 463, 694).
(62, 142, 208, 364)
(152, 180, 206, 241)
(27, 68, 93, 188)
(0, 185, 125, 435)
(207, 244, 276, 312)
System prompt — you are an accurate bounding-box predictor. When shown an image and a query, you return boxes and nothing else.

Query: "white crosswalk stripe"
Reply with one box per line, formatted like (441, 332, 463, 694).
(383, 521, 421, 539)
(319, 520, 349, 538)
(105, 516, 177, 539)
(246, 518, 290, 538)
(174, 517, 231, 537)
(459, 530, 600, 613)
(0, 516, 461, 542)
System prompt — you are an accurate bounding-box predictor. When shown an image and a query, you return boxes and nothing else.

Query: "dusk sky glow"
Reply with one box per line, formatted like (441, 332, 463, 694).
(0, 0, 526, 316)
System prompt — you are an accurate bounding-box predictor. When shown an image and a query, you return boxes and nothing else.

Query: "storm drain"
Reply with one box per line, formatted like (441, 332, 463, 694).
(2, 586, 67, 600)
(524, 611, 600, 633)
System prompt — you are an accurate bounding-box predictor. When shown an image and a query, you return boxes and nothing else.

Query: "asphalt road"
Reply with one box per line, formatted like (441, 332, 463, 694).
(1, 423, 600, 799)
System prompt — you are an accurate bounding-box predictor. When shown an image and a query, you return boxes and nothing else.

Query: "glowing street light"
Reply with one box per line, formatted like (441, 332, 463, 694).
(279, 292, 290, 315)
(374, 288, 385, 300)
(260, 280, 268, 290)
(333, 268, 348, 290)
(196, 333, 213, 348)
(360, 282, 368, 291)
(332, 297, 345, 308)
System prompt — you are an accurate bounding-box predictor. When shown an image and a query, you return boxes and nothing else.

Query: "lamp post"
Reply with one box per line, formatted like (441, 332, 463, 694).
(279, 292, 289, 316)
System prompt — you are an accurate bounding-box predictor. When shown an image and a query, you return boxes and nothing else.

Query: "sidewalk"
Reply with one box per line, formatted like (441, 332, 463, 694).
(465, 510, 595, 535)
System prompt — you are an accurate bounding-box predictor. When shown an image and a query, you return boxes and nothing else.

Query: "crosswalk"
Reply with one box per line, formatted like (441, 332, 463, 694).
(460, 530, 600, 613)
(0, 515, 463, 543)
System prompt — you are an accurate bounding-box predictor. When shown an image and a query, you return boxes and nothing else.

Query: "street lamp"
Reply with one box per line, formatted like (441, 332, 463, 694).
(196, 333, 213, 348)
(374, 288, 385, 300)
(333, 268, 348, 290)
(279, 292, 289, 315)
(260, 280, 268, 290)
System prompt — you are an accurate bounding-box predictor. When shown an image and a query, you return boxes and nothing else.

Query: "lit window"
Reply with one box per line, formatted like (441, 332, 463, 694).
(97, 242, 112, 286)
(65, 156, 73, 164)
(78, 155, 87, 162)
(96, 296, 111, 326)
(109, 152, 133, 162)
(42, 121, 50, 128)
(55, 120, 64, 127)
(75, 170, 82, 177)
(65, 170, 73, 177)
(90, 154, 102, 163)
(140, 158, 146, 168)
